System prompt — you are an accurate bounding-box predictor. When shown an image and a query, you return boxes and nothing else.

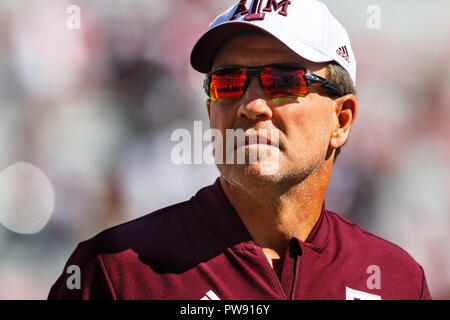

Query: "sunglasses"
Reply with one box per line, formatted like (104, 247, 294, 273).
(204, 64, 343, 102)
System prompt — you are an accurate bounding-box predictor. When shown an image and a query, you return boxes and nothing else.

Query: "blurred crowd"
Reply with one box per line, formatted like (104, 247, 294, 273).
(0, 0, 448, 299)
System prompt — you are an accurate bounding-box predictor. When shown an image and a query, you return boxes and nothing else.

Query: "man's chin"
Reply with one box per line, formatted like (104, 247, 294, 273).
(217, 161, 282, 183)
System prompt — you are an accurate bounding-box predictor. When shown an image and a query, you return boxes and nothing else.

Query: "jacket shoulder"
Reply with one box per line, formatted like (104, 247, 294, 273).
(327, 211, 416, 264)
(325, 210, 431, 299)
(88, 199, 197, 251)
(48, 199, 199, 299)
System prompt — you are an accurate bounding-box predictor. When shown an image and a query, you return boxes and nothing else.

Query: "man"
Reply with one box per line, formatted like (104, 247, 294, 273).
(48, 0, 431, 300)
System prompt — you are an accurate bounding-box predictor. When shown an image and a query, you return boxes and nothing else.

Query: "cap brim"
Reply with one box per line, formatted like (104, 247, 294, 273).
(190, 21, 332, 74)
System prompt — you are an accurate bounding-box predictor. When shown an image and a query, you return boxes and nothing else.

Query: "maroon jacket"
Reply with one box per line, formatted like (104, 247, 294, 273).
(48, 178, 431, 300)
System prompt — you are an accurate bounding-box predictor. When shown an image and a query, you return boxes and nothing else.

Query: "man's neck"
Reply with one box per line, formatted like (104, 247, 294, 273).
(219, 165, 329, 257)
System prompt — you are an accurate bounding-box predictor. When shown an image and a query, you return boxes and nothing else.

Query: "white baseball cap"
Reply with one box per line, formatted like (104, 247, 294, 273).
(190, 0, 356, 85)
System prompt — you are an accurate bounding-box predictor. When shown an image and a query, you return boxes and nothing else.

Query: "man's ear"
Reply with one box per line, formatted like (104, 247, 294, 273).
(330, 94, 358, 149)
(206, 99, 212, 120)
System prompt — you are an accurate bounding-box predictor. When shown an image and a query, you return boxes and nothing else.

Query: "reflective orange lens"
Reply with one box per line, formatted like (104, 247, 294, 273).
(260, 67, 308, 98)
(210, 68, 246, 101)
(209, 66, 309, 101)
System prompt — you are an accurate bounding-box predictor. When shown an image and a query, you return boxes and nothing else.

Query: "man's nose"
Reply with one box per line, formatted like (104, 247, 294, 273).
(237, 78, 273, 121)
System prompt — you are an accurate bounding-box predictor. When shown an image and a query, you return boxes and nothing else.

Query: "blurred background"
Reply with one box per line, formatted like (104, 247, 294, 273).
(0, 0, 448, 299)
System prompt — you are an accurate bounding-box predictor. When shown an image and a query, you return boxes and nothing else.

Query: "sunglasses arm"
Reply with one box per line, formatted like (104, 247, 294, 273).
(203, 76, 211, 97)
(304, 71, 343, 97)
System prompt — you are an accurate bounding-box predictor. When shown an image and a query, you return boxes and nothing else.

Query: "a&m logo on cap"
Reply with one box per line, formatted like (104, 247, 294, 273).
(230, 0, 292, 21)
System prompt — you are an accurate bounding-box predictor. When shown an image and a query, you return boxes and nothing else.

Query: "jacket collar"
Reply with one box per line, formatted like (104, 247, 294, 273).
(195, 178, 330, 253)
(303, 201, 330, 253)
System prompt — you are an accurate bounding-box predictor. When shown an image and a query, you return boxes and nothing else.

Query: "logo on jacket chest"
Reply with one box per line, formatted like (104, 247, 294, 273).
(346, 265, 382, 299)
(346, 287, 382, 300)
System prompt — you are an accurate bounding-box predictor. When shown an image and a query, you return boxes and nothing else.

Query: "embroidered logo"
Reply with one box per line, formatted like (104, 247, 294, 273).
(336, 45, 350, 63)
(230, 0, 292, 21)
(200, 290, 221, 300)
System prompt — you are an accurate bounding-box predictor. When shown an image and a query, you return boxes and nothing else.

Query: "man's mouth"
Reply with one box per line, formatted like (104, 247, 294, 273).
(235, 134, 280, 150)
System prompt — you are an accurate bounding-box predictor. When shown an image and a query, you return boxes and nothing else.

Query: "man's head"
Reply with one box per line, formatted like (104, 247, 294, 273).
(190, 0, 357, 188)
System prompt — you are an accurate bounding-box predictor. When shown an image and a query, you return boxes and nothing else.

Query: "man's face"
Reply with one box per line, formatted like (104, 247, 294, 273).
(207, 32, 342, 187)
